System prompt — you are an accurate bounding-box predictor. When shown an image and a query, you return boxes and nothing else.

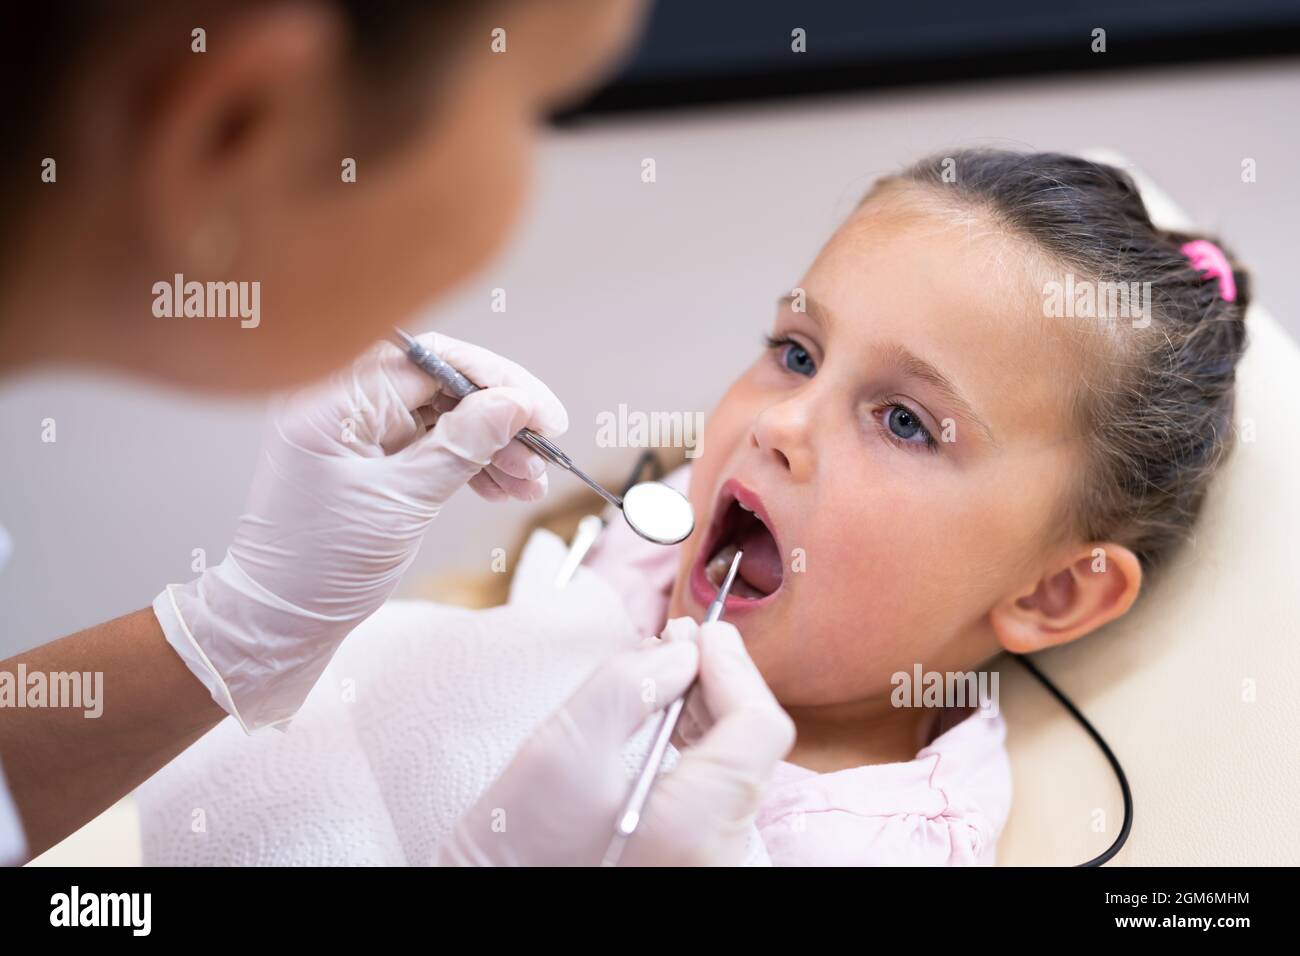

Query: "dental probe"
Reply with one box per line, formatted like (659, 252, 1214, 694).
(392, 328, 694, 546)
(605, 549, 745, 862)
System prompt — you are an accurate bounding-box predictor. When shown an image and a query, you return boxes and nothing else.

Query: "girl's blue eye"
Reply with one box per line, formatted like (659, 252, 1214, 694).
(884, 403, 936, 449)
(784, 345, 815, 376)
(765, 334, 816, 376)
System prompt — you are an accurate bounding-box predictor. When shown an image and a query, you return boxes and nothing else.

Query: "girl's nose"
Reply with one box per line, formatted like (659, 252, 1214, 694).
(751, 393, 816, 481)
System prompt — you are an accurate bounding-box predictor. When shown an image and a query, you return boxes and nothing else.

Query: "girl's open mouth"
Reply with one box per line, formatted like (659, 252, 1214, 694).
(690, 478, 784, 611)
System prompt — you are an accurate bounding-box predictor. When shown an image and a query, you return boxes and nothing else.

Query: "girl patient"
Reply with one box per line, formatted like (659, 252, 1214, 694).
(138, 149, 1250, 866)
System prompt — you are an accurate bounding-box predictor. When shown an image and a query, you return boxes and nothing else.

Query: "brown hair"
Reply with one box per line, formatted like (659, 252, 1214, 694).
(873, 149, 1250, 575)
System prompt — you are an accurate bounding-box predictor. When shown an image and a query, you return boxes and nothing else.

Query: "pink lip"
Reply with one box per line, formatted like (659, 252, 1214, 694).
(689, 478, 784, 616)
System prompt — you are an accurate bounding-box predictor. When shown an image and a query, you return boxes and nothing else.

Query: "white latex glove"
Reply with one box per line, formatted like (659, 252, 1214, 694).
(154, 332, 567, 731)
(432, 619, 796, 866)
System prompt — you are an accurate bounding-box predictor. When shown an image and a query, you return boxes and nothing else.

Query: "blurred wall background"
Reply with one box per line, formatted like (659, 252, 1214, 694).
(2, 55, 1297, 656)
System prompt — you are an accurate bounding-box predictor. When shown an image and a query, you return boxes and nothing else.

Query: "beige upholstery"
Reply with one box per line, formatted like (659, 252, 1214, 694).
(996, 152, 1300, 866)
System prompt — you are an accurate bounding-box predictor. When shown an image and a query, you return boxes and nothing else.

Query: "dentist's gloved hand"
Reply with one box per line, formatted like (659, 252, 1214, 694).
(154, 332, 567, 731)
(432, 619, 796, 866)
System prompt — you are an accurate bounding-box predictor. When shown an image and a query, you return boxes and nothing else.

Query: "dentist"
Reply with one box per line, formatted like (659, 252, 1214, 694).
(0, 0, 793, 865)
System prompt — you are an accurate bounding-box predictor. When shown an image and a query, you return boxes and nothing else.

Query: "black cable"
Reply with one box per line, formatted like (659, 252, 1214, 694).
(1008, 652, 1133, 867)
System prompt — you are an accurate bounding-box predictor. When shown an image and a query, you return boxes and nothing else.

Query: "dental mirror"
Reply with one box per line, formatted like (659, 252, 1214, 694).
(619, 480, 695, 546)
(393, 327, 696, 547)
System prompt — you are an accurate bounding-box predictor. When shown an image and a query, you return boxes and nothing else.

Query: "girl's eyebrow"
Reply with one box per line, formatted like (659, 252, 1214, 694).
(777, 292, 997, 445)
(880, 343, 997, 445)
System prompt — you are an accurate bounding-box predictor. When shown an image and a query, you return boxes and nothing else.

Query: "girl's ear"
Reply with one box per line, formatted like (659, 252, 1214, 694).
(990, 544, 1143, 654)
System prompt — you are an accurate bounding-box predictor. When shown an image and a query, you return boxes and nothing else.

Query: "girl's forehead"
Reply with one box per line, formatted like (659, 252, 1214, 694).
(800, 204, 1086, 445)
(809, 207, 1050, 334)
(828, 196, 1036, 269)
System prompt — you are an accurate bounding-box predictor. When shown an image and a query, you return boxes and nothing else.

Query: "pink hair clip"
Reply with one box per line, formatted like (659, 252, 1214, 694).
(1180, 239, 1237, 303)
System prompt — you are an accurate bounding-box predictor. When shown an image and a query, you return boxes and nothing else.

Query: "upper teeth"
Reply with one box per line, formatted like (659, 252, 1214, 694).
(737, 502, 754, 512)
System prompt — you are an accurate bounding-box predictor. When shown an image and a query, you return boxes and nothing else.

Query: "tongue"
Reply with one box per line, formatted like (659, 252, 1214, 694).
(736, 521, 783, 595)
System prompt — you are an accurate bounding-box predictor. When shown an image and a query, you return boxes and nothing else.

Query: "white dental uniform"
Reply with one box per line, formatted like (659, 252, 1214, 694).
(0, 523, 30, 865)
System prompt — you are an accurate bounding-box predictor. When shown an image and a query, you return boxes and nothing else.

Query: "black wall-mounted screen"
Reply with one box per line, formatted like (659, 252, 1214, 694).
(561, 0, 1300, 118)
